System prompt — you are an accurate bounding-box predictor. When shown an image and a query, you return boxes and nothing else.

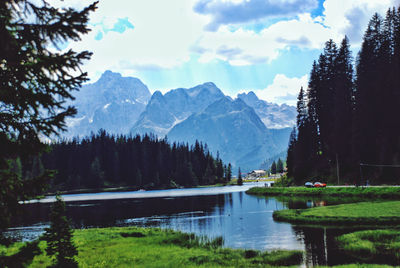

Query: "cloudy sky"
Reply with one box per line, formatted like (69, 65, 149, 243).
(58, 0, 400, 105)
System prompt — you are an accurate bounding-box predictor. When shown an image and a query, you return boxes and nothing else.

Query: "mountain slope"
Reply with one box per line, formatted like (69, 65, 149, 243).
(65, 71, 151, 137)
(130, 82, 225, 137)
(63, 72, 294, 170)
(238, 91, 296, 129)
(167, 97, 291, 171)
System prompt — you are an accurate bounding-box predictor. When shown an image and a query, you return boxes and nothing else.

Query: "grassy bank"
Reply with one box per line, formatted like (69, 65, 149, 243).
(273, 201, 400, 225)
(1, 227, 303, 267)
(336, 229, 400, 265)
(246, 186, 400, 198)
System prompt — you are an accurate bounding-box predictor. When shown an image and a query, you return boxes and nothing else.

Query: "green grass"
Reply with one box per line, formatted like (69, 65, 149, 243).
(321, 265, 395, 268)
(273, 201, 400, 225)
(336, 229, 400, 265)
(246, 186, 400, 198)
(1, 227, 304, 267)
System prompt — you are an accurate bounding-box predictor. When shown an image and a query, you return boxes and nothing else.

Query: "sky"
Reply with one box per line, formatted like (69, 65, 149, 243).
(53, 0, 400, 105)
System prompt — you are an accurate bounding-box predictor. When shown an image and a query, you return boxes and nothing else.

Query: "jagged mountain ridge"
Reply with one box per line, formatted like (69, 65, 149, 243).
(64, 71, 295, 170)
(167, 97, 291, 171)
(130, 82, 225, 137)
(238, 91, 296, 129)
(65, 71, 151, 137)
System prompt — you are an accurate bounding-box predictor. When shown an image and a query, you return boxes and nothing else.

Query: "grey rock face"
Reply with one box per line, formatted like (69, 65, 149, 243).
(167, 97, 291, 171)
(238, 91, 296, 129)
(130, 82, 225, 137)
(65, 71, 151, 137)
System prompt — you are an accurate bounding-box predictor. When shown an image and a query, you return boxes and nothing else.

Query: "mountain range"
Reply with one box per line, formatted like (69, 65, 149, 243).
(65, 71, 296, 171)
(130, 82, 225, 137)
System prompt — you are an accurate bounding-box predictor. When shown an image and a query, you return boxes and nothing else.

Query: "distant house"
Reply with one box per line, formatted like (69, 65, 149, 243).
(248, 170, 267, 178)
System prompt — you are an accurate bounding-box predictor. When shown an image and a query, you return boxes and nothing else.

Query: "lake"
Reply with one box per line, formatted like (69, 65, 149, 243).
(7, 183, 364, 266)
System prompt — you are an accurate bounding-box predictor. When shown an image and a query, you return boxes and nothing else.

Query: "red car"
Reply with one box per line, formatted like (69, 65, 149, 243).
(313, 182, 327, 187)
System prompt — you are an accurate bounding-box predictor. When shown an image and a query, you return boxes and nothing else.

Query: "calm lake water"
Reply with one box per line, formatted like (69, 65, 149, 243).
(7, 183, 368, 266)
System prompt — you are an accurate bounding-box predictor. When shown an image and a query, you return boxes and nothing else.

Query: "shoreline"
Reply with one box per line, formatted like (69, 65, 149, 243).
(272, 200, 400, 225)
(44, 179, 267, 197)
(246, 186, 400, 198)
(1, 227, 304, 267)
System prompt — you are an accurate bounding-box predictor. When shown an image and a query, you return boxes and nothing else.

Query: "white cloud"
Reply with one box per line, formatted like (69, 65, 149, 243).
(322, 0, 400, 44)
(65, 0, 207, 80)
(193, 0, 318, 31)
(248, 74, 308, 105)
(195, 13, 337, 65)
(194, 0, 400, 66)
(59, 0, 400, 82)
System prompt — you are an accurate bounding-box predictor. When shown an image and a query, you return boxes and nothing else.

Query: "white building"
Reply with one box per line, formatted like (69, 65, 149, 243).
(248, 170, 267, 178)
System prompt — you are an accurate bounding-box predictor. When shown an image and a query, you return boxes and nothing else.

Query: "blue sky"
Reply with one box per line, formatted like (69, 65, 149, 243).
(60, 0, 400, 105)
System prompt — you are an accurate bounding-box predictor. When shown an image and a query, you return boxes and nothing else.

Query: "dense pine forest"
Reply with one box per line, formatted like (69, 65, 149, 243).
(41, 131, 231, 191)
(287, 7, 400, 185)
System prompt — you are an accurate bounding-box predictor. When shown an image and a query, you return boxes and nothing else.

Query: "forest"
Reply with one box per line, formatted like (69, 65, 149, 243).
(287, 7, 400, 185)
(40, 131, 231, 191)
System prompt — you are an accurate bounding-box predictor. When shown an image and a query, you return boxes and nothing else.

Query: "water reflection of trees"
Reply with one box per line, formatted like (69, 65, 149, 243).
(11, 194, 230, 229)
(292, 226, 358, 266)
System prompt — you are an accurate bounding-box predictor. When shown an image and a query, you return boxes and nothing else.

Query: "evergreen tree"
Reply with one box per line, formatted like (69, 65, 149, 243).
(353, 9, 400, 183)
(270, 161, 277, 175)
(296, 87, 307, 128)
(40, 132, 227, 190)
(286, 127, 297, 178)
(333, 36, 354, 174)
(43, 196, 78, 267)
(237, 167, 243, 185)
(226, 164, 232, 182)
(277, 158, 284, 174)
(203, 162, 217, 185)
(354, 13, 383, 169)
(223, 165, 228, 181)
(0, 0, 97, 234)
(306, 61, 321, 157)
(89, 157, 105, 188)
(317, 39, 338, 161)
(288, 7, 400, 184)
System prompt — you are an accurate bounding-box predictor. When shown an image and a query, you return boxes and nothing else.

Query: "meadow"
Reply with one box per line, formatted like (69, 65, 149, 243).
(0, 227, 303, 267)
(272, 201, 400, 225)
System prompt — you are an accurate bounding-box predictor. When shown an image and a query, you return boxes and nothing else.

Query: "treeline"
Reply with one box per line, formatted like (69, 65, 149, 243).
(270, 159, 284, 175)
(41, 130, 232, 191)
(287, 7, 400, 185)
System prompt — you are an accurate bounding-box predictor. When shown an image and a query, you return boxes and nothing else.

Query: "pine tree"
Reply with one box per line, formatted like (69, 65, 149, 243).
(277, 158, 284, 174)
(226, 164, 232, 182)
(270, 161, 277, 175)
(287, 7, 400, 184)
(317, 39, 338, 161)
(296, 87, 307, 128)
(354, 13, 383, 168)
(286, 127, 297, 178)
(89, 157, 105, 188)
(237, 167, 243, 185)
(216, 158, 224, 181)
(203, 162, 217, 185)
(333, 36, 354, 174)
(304, 61, 322, 173)
(0, 0, 97, 234)
(43, 196, 78, 267)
